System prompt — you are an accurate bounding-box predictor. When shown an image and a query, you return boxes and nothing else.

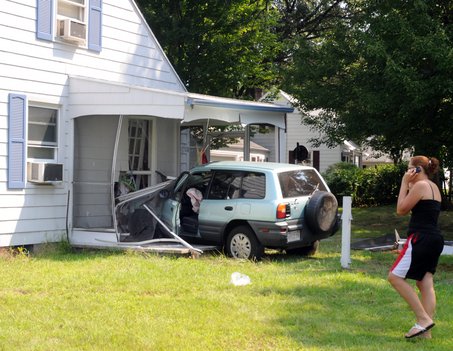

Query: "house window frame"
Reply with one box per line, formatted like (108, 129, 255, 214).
(57, 0, 87, 24)
(27, 104, 60, 163)
(55, 0, 87, 44)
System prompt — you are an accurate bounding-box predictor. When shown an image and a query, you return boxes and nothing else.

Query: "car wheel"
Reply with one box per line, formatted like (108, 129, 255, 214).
(305, 191, 338, 235)
(286, 240, 320, 256)
(226, 225, 264, 260)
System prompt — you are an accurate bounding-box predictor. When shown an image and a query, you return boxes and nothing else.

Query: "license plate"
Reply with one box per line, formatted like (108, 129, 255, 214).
(287, 231, 300, 243)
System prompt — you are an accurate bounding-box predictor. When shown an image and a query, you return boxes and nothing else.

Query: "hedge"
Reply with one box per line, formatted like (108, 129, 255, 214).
(322, 162, 407, 207)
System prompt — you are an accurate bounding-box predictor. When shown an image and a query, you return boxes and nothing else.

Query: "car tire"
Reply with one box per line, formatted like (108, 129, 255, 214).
(286, 240, 320, 256)
(305, 191, 338, 235)
(226, 225, 264, 260)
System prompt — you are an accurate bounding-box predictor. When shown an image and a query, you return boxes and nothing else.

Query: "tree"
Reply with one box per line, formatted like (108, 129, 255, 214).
(136, 1, 350, 99)
(136, 0, 281, 99)
(283, 0, 453, 165)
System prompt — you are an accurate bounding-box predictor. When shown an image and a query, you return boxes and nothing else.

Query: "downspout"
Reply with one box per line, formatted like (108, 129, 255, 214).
(111, 115, 124, 242)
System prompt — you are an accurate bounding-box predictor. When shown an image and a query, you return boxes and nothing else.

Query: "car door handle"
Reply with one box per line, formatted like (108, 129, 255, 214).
(224, 206, 233, 211)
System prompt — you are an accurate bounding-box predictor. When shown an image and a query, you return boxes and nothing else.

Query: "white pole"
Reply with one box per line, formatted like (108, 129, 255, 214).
(341, 196, 352, 269)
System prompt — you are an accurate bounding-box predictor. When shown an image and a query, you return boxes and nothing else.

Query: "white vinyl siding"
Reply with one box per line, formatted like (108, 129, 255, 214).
(0, 0, 185, 246)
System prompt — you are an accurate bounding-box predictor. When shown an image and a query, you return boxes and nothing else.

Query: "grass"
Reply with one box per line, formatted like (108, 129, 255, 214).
(350, 204, 453, 241)
(0, 206, 452, 351)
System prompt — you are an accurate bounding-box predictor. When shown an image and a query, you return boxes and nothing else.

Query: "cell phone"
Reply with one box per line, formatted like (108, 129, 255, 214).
(415, 166, 421, 173)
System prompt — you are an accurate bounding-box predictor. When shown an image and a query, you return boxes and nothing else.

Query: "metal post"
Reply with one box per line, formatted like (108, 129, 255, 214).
(243, 125, 250, 161)
(341, 196, 352, 269)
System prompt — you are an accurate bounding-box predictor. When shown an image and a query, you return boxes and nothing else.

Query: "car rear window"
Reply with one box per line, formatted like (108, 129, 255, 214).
(207, 171, 265, 200)
(278, 170, 327, 198)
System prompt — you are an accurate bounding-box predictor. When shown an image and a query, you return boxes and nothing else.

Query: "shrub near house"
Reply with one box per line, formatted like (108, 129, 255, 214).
(323, 163, 406, 207)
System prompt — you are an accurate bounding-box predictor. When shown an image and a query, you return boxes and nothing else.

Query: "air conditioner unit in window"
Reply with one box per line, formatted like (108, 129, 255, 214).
(58, 19, 86, 43)
(27, 163, 63, 184)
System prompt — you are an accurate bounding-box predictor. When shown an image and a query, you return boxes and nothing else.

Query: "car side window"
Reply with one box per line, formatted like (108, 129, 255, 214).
(241, 172, 265, 199)
(207, 172, 238, 200)
(207, 171, 265, 200)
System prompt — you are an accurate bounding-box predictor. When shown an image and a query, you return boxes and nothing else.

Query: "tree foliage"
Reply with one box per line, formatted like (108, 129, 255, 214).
(284, 0, 453, 165)
(136, 1, 349, 99)
(136, 0, 281, 99)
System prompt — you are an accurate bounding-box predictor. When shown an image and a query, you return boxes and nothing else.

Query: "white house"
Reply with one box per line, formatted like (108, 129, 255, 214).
(210, 139, 270, 162)
(0, 0, 292, 249)
(254, 91, 362, 173)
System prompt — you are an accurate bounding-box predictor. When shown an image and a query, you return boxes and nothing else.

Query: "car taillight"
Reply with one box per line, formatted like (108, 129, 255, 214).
(277, 203, 290, 219)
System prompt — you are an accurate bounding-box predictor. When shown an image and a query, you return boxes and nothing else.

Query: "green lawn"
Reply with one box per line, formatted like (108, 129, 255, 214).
(350, 204, 453, 241)
(0, 206, 452, 351)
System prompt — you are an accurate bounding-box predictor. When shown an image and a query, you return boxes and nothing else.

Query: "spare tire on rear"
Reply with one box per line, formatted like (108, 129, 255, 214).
(305, 191, 338, 235)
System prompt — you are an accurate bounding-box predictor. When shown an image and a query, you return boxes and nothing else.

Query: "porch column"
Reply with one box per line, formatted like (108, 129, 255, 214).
(243, 125, 250, 161)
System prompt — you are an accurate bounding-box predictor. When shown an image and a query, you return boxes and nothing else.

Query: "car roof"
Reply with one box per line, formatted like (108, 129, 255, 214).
(190, 161, 317, 173)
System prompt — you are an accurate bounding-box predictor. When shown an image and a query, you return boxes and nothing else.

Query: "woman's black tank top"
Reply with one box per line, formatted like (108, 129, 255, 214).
(408, 200, 441, 235)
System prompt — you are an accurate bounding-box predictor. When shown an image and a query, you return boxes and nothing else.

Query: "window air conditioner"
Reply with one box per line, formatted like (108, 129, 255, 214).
(58, 19, 86, 43)
(27, 163, 63, 184)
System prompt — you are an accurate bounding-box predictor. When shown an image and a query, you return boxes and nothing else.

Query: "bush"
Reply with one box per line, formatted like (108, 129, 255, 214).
(323, 162, 407, 207)
(322, 163, 361, 205)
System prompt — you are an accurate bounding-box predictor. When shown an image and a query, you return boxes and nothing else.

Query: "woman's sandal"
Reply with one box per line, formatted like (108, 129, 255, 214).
(405, 323, 435, 339)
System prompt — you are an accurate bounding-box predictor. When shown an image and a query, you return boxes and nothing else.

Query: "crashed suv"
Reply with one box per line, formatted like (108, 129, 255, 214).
(115, 161, 339, 260)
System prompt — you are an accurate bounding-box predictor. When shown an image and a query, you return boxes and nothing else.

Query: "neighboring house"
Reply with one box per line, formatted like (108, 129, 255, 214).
(0, 0, 292, 248)
(255, 91, 362, 173)
(210, 139, 270, 162)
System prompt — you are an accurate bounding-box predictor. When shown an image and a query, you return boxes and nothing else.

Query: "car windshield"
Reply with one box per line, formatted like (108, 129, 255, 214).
(278, 169, 327, 198)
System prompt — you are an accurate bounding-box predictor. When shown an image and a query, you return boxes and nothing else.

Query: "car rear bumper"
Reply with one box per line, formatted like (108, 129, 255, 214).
(248, 218, 339, 249)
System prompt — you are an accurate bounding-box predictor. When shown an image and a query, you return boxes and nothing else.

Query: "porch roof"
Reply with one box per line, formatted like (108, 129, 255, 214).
(68, 76, 186, 119)
(183, 93, 294, 129)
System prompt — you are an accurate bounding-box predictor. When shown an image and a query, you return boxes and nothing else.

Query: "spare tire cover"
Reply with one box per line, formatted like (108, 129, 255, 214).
(305, 191, 338, 235)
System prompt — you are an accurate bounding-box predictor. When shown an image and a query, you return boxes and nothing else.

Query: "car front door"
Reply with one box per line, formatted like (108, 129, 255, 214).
(198, 171, 242, 244)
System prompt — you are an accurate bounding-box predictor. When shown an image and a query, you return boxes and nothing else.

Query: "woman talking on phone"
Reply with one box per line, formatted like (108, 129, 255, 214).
(388, 156, 444, 339)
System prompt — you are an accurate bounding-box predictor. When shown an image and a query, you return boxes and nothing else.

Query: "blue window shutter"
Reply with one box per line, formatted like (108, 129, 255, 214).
(88, 0, 102, 52)
(36, 0, 53, 41)
(8, 94, 27, 189)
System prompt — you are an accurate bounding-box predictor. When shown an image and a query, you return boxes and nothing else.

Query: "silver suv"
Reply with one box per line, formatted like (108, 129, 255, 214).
(115, 161, 339, 260)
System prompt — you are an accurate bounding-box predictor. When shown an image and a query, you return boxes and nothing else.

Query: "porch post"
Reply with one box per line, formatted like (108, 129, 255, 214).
(243, 124, 250, 161)
(111, 115, 124, 240)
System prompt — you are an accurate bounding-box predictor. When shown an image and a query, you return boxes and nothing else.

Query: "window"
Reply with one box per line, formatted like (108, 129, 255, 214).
(28, 106, 58, 161)
(37, 0, 102, 51)
(58, 0, 86, 22)
(207, 171, 265, 200)
(241, 173, 265, 199)
(56, 0, 87, 43)
(278, 170, 327, 198)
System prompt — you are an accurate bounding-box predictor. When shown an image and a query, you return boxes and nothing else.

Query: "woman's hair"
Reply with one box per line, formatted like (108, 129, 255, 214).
(411, 155, 440, 177)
